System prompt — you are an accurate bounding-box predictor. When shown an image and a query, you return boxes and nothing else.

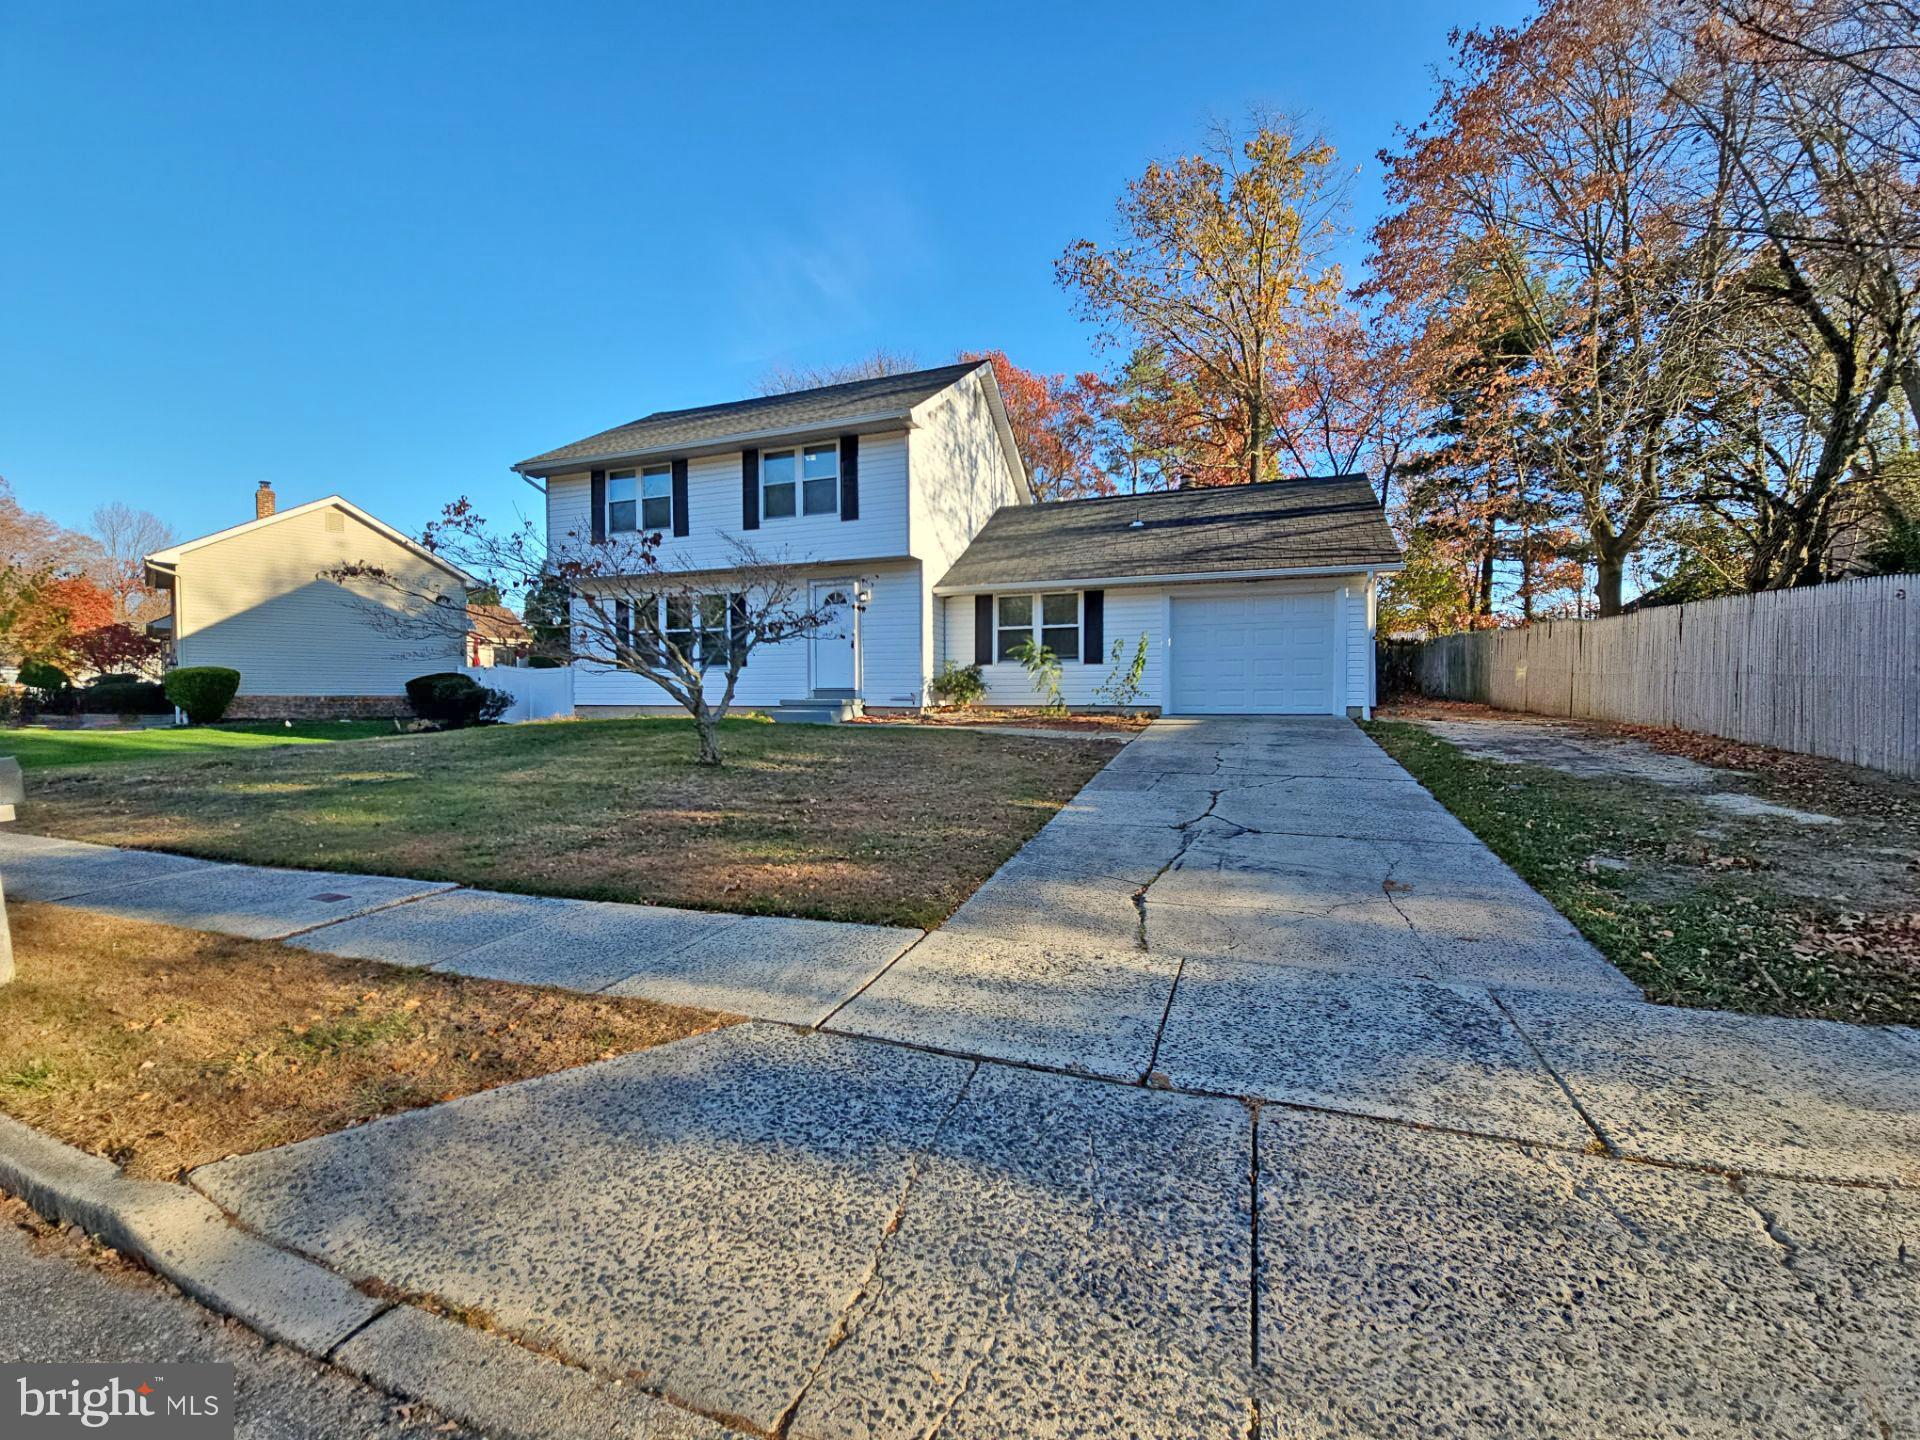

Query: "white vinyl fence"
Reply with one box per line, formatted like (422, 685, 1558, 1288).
(463, 665, 574, 722)
(1409, 573, 1919, 778)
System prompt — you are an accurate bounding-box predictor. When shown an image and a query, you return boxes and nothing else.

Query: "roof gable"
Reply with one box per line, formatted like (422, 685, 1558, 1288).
(514, 361, 1007, 474)
(934, 476, 1402, 591)
(145, 496, 475, 586)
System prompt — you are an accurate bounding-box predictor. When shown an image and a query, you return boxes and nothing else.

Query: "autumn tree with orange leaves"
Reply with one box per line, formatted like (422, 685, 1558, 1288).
(958, 351, 1113, 500)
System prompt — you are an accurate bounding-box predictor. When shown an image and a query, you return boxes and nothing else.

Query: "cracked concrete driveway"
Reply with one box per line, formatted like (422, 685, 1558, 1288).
(832, 717, 1643, 1120)
(932, 715, 1635, 996)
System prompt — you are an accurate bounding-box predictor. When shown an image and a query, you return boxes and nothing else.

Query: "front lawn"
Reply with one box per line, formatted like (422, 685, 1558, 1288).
(1366, 718, 1920, 1025)
(0, 904, 734, 1180)
(1, 720, 398, 770)
(16, 717, 1117, 928)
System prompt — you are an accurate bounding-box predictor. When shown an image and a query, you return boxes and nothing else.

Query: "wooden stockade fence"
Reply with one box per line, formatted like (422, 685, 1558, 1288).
(1403, 573, 1920, 779)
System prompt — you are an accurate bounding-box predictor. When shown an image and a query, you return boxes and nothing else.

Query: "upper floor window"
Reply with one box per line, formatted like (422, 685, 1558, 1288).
(609, 463, 672, 534)
(762, 443, 838, 520)
(996, 591, 1080, 661)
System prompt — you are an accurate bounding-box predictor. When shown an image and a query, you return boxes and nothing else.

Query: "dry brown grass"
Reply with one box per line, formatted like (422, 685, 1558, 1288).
(0, 904, 736, 1180)
(18, 718, 1117, 928)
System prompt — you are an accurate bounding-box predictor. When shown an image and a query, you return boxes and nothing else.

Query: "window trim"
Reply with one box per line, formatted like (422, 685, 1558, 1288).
(607, 463, 674, 535)
(993, 590, 1081, 663)
(635, 592, 746, 671)
(759, 442, 840, 522)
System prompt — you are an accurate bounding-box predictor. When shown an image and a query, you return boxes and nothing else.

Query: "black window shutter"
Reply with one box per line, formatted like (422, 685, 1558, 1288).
(613, 599, 631, 652)
(973, 594, 993, 666)
(740, 448, 759, 530)
(839, 434, 859, 521)
(1082, 589, 1105, 665)
(590, 470, 607, 543)
(671, 458, 690, 537)
(729, 591, 748, 667)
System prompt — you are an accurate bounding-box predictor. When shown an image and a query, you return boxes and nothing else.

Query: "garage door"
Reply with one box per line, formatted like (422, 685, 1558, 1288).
(1169, 590, 1339, 714)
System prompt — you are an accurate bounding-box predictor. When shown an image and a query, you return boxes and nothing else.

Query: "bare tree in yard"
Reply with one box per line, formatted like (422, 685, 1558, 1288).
(755, 348, 921, 396)
(1666, 0, 1920, 587)
(326, 501, 836, 766)
(89, 501, 174, 625)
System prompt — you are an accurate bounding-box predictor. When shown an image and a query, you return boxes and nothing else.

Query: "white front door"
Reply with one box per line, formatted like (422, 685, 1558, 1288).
(809, 581, 858, 693)
(1169, 589, 1340, 714)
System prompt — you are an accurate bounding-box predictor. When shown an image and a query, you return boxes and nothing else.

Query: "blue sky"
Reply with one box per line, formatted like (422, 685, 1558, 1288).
(1, 0, 1528, 546)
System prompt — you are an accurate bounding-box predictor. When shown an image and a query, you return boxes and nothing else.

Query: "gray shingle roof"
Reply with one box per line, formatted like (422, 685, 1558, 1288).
(934, 476, 1401, 590)
(515, 361, 987, 473)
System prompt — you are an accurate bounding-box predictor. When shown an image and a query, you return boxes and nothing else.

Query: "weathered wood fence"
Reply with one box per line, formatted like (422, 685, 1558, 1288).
(1404, 574, 1920, 778)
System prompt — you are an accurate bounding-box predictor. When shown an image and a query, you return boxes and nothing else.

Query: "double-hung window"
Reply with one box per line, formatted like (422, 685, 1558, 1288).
(697, 594, 730, 666)
(761, 442, 838, 520)
(663, 595, 695, 659)
(608, 463, 673, 534)
(653, 593, 742, 670)
(996, 591, 1080, 662)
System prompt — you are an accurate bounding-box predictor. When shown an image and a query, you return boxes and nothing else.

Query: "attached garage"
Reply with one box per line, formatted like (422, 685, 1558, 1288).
(1168, 589, 1339, 715)
(932, 475, 1402, 718)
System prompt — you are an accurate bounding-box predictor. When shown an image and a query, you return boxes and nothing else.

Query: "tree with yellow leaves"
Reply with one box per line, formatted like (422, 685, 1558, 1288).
(1055, 118, 1347, 488)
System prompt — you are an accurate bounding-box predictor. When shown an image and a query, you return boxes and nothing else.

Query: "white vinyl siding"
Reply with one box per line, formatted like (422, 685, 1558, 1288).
(172, 506, 463, 696)
(940, 574, 1379, 716)
(572, 559, 926, 710)
(907, 367, 1028, 701)
(544, 432, 910, 573)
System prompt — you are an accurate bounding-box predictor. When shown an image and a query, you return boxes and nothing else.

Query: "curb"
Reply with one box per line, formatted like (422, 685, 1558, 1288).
(0, 1115, 740, 1440)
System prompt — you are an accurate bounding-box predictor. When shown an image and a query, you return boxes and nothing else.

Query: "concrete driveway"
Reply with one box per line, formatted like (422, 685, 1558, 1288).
(938, 715, 1635, 993)
(828, 718, 1649, 1134)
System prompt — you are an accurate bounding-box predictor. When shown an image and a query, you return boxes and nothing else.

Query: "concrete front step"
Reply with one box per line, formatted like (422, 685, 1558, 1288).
(770, 697, 863, 724)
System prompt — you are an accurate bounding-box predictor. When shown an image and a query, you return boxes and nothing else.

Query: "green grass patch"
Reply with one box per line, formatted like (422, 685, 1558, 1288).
(1364, 720, 1918, 1025)
(1, 721, 398, 770)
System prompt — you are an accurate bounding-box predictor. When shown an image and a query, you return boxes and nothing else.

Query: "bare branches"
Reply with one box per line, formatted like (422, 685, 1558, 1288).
(325, 500, 837, 765)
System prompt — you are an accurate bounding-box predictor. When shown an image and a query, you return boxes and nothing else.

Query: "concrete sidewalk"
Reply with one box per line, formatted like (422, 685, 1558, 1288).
(191, 1021, 1919, 1440)
(0, 831, 919, 1026)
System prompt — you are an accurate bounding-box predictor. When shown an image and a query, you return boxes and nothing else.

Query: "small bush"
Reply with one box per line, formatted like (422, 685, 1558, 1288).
(928, 660, 986, 708)
(1094, 633, 1152, 713)
(164, 666, 242, 724)
(405, 672, 510, 728)
(1007, 639, 1065, 713)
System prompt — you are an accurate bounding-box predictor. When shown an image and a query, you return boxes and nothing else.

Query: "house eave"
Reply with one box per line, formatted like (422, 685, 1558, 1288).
(932, 562, 1402, 596)
(513, 411, 922, 477)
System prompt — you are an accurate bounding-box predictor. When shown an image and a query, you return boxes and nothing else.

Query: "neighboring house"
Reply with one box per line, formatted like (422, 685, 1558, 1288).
(514, 362, 1402, 718)
(466, 604, 531, 667)
(144, 483, 473, 718)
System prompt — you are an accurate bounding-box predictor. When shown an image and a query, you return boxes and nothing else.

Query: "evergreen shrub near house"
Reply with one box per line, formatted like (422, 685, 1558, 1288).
(928, 660, 987, 708)
(163, 666, 242, 724)
(405, 672, 511, 728)
(79, 675, 170, 715)
(19, 661, 75, 719)
(18, 660, 71, 696)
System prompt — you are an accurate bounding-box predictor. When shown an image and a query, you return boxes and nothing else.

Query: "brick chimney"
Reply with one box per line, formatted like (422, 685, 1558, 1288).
(255, 481, 275, 520)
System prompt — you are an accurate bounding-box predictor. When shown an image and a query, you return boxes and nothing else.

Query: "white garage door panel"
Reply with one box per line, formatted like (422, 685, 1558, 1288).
(1170, 592, 1339, 714)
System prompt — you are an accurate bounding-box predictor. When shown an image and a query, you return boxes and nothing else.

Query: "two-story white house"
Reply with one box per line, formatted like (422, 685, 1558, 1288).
(512, 361, 1403, 718)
